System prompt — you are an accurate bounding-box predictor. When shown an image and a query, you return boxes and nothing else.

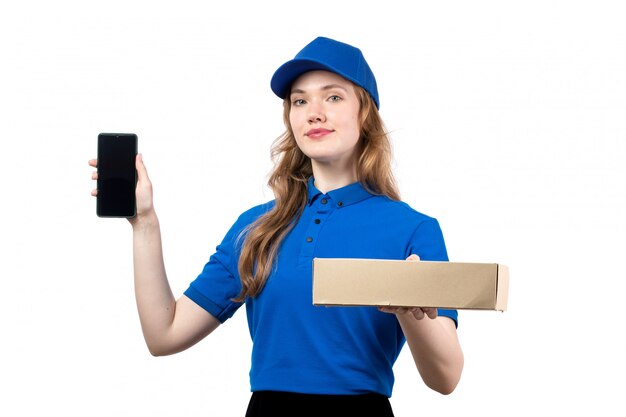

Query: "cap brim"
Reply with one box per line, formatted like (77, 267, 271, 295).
(271, 59, 349, 100)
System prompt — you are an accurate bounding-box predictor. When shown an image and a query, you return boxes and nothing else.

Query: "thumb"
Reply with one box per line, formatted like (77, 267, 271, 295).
(406, 254, 420, 261)
(136, 153, 150, 182)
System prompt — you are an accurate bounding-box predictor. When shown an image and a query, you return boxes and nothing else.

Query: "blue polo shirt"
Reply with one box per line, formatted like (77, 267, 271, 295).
(184, 178, 457, 397)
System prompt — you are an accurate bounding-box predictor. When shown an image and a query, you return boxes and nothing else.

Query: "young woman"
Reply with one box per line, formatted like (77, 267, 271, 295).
(90, 36, 463, 416)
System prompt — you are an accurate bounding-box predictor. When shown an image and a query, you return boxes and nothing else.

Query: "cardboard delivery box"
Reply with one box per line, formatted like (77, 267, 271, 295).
(312, 258, 509, 311)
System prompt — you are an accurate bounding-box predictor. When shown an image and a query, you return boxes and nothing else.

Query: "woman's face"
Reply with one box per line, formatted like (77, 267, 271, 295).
(289, 70, 361, 169)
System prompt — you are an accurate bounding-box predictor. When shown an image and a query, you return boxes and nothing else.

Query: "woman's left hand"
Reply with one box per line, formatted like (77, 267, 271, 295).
(377, 254, 438, 320)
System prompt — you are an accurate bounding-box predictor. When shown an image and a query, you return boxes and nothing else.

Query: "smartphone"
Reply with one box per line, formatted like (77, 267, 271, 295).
(96, 133, 138, 218)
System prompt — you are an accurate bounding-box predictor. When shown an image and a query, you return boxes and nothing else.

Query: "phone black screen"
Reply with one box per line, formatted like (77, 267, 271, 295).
(97, 133, 137, 218)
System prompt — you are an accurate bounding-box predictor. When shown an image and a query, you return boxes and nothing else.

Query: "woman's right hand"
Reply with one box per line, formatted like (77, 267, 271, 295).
(89, 154, 156, 226)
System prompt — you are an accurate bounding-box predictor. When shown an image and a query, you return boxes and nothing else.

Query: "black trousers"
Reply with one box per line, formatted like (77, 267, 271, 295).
(245, 391, 395, 417)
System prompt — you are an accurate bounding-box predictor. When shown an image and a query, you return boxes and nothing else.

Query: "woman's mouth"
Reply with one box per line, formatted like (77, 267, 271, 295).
(306, 128, 333, 139)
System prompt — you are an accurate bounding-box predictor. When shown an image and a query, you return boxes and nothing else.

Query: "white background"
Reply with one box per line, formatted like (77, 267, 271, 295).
(1, 1, 625, 415)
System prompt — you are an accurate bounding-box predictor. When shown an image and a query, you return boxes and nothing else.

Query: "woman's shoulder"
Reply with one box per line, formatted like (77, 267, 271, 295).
(233, 200, 276, 226)
(219, 200, 276, 242)
(369, 195, 438, 223)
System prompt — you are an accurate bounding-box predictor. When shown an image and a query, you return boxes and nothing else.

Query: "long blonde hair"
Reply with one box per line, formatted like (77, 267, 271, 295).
(233, 86, 400, 302)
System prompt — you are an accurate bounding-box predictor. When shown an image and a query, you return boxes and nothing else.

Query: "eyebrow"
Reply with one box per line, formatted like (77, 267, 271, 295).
(290, 84, 349, 96)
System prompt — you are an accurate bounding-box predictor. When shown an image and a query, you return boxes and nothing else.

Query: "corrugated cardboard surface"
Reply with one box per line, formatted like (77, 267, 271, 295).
(312, 258, 509, 311)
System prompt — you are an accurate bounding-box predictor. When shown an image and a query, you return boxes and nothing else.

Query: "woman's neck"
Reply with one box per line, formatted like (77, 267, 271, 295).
(311, 160, 358, 193)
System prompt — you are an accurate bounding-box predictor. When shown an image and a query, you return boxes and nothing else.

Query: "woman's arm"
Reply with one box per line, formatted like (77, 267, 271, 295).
(90, 155, 220, 356)
(131, 210, 220, 356)
(393, 310, 463, 394)
(379, 254, 464, 394)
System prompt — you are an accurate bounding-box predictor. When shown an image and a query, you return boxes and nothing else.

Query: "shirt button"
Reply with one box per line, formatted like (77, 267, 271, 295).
(306, 237, 313, 243)
(314, 219, 321, 224)
(321, 198, 328, 205)
(337, 201, 343, 207)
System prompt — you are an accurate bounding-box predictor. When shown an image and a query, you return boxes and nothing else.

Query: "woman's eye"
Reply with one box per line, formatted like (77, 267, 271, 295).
(328, 95, 342, 102)
(292, 98, 305, 106)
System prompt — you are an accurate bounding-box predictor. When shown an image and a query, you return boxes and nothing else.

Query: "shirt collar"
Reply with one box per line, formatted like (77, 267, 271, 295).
(306, 177, 373, 208)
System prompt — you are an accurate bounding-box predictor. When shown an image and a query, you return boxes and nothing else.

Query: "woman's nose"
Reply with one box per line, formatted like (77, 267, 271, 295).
(308, 103, 326, 123)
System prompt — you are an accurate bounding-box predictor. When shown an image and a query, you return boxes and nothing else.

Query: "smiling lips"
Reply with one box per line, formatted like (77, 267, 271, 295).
(306, 128, 334, 139)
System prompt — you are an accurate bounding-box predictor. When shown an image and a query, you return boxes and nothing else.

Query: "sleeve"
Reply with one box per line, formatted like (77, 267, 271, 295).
(406, 217, 459, 328)
(184, 208, 261, 323)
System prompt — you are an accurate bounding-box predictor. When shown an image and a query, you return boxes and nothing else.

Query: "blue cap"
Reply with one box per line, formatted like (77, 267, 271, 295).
(271, 37, 380, 109)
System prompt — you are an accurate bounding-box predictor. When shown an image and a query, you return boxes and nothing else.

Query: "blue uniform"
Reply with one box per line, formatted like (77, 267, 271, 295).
(184, 178, 457, 397)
